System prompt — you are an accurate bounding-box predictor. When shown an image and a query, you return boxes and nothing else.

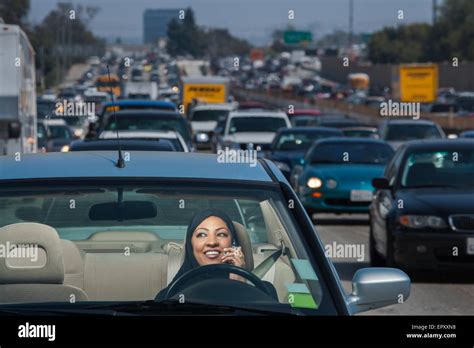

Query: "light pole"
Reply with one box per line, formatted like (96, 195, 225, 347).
(349, 0, 354, 58)
(432, 0, 438, 25)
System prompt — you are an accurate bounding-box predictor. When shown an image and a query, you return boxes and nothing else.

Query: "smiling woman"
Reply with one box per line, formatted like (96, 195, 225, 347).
(155, 208, 279, 301)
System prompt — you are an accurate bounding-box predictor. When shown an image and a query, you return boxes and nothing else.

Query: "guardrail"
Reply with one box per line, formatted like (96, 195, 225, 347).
(234, 88, 474, 133)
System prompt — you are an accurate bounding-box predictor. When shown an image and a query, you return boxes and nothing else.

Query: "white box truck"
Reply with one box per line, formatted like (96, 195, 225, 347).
(0, 23, 37, 155)
(125, 81, 158, 100)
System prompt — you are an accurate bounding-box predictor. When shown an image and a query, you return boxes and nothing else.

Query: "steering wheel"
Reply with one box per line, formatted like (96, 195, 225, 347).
(163, 263, 273, 300)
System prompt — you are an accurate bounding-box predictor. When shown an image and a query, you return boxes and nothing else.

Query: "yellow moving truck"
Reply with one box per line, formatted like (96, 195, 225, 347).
(181, 76, 229, 114)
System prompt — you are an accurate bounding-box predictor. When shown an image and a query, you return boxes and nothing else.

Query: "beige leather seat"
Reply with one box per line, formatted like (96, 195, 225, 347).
(83, 252, 168, 301)
(259, 201, 297, 302)
(253, 245, 295, 302)
(61, 239, 85, 289)
(76, 231, 168, 301)
(0, 223, 88, 304)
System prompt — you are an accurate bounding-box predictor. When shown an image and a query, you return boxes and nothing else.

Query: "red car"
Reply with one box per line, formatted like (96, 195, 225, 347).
(288, 108, 322, 117)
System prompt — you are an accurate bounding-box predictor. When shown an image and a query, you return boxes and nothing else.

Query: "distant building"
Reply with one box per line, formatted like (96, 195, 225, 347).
(143, 9, 180, 44)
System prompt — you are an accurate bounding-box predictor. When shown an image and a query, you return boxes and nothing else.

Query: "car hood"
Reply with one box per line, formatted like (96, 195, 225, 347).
(269, 150, 306, 167)
(396, 188, 474, 215)
(191, 121, 217, 132)
(226, 132, 276, 144)
(305, 163, 385, 183)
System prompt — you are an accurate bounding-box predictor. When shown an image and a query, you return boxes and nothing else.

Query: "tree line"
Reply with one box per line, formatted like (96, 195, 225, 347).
(367, 0, 474, 63)
(0, 0, 104, 88)
(166, 8, 252, 58)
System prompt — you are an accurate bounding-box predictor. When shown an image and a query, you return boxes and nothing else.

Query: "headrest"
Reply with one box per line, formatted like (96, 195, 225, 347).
(233, 222, 254, 271)
(0, 223, 65, 284)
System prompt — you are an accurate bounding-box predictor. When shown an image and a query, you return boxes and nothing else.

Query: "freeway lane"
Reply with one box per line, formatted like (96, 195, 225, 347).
(314, 213, 474, 315)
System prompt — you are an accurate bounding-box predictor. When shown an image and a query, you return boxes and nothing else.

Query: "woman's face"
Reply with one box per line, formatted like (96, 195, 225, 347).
(191, 216, 233, 266)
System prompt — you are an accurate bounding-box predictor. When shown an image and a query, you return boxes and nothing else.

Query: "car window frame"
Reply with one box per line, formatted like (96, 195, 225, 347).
(0, 177, 338, 314)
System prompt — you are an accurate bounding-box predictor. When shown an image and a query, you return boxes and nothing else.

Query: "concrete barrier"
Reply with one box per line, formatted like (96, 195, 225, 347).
(234, 88, 474, 133)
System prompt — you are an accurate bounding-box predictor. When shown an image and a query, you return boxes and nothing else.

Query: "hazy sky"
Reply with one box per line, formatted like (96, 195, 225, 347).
(28, 0, 434, 45)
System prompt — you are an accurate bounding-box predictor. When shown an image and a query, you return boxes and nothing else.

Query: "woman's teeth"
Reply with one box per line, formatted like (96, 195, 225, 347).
(205, 250, 220, 258)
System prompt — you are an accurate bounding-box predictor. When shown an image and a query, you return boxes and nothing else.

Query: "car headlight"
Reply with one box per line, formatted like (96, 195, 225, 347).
(307, 177, 323, 189)
(60, 145, 70, 152)
(273, 161, 291, 172)
(399, 215, 447, 229)
(195, 133, 209, 142)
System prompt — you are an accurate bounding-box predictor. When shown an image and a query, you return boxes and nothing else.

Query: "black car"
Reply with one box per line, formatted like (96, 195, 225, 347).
(369, 139, 474, 273)
(68, 139, 178, 152)
(268, 127, 343, 179)
(100, 109, 194, 151)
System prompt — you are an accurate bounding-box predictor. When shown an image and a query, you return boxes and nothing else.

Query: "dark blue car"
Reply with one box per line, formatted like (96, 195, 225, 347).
(267, 127, 343, 179)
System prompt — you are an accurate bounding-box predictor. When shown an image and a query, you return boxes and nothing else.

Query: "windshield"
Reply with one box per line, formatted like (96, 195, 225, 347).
(59, 116, 84, 127)
(37, 101, 57, 118)
(385, 124, 442, 141)
(0, 183, 324, 314)
(229, 117, 287, 133)
(291, 116, 319, 127)
(192, 110, 229, 122)
(401, 150, 474, 188)
(342, 129, 377, 138)
(274, 131, 340, 151)
(309, 142, 394, 164)
(101, 105, 176, 122)
(104, 116, 191, 143)
(48, 125, 74, 139)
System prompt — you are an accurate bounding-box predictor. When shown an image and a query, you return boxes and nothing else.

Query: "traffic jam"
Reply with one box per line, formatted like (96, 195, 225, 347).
(0, 0, 473, 344)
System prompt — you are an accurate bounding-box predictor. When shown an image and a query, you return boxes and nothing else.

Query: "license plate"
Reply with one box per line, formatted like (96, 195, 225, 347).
(467, 238, 474, 255)
(350, 190, 373, 202)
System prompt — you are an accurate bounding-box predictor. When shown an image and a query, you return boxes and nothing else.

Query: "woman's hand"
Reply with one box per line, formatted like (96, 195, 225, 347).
(221, 246, 246, 282)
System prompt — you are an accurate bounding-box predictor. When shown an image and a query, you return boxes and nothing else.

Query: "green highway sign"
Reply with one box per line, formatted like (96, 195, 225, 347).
(283, 31, 313, 45)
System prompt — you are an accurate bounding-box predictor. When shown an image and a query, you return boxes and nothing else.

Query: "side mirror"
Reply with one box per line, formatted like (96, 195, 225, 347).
(346, 268, 410, 314)
(372, 177, 390, 190)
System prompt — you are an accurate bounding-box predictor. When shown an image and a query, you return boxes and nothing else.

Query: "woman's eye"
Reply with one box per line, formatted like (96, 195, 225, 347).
(217, 232, 229, 237)
(196, 232, 207, 238)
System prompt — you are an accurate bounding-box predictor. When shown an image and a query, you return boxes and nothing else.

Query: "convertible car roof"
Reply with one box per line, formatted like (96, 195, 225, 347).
(0, 152, 273, 182)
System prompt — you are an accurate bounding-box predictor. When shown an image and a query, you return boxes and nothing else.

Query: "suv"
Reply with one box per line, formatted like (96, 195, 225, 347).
(217, 111, 291, 155)
(378, 119, 445, 149)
